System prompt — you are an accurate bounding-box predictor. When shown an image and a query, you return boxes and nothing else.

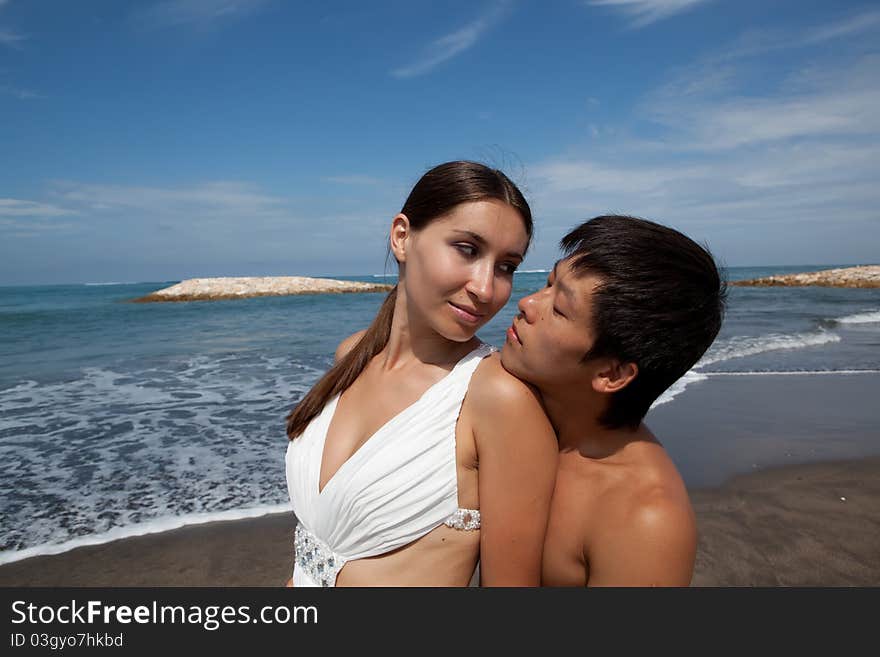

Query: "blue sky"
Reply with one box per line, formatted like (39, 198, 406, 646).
(1, 0, 879, 284)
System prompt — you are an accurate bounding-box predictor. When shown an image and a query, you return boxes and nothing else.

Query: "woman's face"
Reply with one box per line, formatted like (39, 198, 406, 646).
(394, 199, 529, 342)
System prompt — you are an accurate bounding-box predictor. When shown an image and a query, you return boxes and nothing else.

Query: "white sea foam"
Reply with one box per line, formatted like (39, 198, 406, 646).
(0, 504, 293, 565)
(0, 353, 323, 554)
(651, 371, 709, 409)
(649, 329, 847, 409)
(697, 329, 841, 367)
(704, 369, 880, 376)
(835, 310, 880, 324)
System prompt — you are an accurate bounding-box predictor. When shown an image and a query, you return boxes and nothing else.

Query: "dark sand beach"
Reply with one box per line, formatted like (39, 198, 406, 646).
(1, 373, 877, 587)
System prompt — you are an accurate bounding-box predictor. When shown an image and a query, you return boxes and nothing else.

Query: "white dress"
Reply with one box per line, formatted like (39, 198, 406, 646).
(285, 343, 492, 586)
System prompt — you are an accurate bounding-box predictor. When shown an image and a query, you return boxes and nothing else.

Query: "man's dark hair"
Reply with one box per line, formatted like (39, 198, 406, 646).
(561, 215, 727, 430)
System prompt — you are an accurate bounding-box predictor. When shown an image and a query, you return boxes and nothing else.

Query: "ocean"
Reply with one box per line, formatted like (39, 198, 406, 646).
(1, 266, 879, 563)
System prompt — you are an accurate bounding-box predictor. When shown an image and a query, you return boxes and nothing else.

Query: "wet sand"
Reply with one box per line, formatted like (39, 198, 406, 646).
(0, 456, 877, 586)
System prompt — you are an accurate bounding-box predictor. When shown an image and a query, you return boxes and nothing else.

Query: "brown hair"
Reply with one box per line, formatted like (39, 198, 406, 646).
(286, 160, 532, 439)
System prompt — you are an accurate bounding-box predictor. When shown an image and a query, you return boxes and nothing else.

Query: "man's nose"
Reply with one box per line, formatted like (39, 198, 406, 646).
(517, 292, 537, 321)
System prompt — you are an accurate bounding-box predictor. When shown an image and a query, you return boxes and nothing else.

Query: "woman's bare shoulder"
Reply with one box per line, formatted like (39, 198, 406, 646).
(334, 329, 367, 362)
(467, 351, 546, 416)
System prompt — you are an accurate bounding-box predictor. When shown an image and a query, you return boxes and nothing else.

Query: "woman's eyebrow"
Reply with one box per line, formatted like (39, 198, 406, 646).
(450, 230, 523, 260)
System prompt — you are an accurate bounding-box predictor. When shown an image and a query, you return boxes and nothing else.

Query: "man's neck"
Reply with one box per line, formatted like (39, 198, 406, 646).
(540, 388, 650, 459)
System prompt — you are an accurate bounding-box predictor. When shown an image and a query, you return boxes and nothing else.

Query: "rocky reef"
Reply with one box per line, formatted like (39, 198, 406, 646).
(131, 276, 394, 302)
(732, 265, 880, 289)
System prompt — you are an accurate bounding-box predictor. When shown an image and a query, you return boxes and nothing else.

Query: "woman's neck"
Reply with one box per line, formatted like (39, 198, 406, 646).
(380, 285, 480, 371)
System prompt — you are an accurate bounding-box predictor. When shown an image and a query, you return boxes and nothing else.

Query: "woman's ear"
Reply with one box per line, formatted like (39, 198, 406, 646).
(389, 213, 411, 263)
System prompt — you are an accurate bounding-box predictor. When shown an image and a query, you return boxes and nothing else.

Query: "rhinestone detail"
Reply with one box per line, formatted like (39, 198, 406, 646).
(443, 508, 481, 531)
(294, 524, 346, 587)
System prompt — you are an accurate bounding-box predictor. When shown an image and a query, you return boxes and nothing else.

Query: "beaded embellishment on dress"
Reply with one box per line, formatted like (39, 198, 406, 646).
(294, 524, 346, 587)
(443, 508, 481, 531)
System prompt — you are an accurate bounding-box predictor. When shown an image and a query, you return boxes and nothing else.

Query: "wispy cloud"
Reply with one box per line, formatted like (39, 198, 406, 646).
(527, 13, 880, 264)
(0, 27, 25, 48)
(391, 1, 511, 78)
(136, 0, 267, 29)
(0, 199, 78, 218)
(0, 0, 26, 48)
(0, 199, 79, 236)
(588, 0, 713, 28)
(0, 83, 42, 99)
(51, 180, 289, 220)
(322, 175, 385, 186)
(643, 15, 880, 151)
(802, 9, 880, 45)
(689, 8, 880, 63)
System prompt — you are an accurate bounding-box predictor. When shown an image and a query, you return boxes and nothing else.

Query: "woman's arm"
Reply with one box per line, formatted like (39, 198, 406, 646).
(469, 355, 558, 586)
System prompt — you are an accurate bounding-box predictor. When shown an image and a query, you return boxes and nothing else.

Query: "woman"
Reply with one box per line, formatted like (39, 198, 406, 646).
(285, 161, 557, 586)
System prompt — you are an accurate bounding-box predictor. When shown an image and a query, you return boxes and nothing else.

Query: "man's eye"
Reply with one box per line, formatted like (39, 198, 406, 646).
(455, 244, 477, 257)
(553, 306, 566, 318)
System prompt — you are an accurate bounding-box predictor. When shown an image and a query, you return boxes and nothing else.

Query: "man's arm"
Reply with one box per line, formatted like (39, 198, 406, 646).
(586, 493, 697, 587)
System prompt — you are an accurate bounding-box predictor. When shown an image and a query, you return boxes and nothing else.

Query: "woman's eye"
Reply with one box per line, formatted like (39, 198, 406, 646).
(553, 307, 566, 318)
(455, 243, 477, 257)
(498, 262, 518, 275)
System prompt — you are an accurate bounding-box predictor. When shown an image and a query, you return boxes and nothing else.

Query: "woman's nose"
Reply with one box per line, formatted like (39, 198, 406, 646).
(466, 264, 494, 303)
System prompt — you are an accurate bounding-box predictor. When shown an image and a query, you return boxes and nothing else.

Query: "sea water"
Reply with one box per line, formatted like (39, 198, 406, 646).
(1, 267, 879, 561)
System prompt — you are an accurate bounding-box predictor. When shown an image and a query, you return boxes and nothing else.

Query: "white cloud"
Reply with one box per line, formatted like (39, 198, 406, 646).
(136, 0, 267, 28)
(588, 0, 713, 27)
(525, 14, 880, 265)
(643, 37, 880, 150)
(51, 180, 287, 218)
(322, 175, 385, 186)
(0, 199, 78, 218)
(0, 84, 42, 99)
(392, 1, 511, 78)
(0, 27, 25, 47)
(801, 9, 880, 45)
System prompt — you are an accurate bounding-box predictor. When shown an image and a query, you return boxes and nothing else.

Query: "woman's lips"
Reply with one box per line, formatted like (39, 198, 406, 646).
(448, 301, 483, 324)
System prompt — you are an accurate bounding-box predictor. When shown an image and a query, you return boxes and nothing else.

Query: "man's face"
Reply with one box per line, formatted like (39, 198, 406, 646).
(501, 258, 600, 389)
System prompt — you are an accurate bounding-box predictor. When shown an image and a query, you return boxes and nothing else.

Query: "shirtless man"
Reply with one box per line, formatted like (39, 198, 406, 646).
(501, 215, 727, 586)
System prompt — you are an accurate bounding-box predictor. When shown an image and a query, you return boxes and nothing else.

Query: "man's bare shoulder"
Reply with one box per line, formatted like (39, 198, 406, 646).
(613, 438, 693, 531)
(578, 437, 696, 585)
(334, 329, 367, 362)
(626, 477, 695, 543)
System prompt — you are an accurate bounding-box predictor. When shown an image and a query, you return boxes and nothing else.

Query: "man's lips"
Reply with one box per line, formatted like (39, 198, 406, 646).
(506, 321, 521, 345)
(448, 301, 485, 324)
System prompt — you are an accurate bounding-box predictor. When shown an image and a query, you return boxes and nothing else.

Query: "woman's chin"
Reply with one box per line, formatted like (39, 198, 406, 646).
(436, 320, 481, 343)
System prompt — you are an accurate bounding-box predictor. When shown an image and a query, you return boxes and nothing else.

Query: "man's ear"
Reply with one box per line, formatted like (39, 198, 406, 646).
(591, 359, 638, 394)
(389, 214, 411, 263)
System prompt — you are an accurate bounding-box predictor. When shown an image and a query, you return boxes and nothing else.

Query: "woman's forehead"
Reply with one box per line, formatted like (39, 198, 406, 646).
(428, 201, 529, 249)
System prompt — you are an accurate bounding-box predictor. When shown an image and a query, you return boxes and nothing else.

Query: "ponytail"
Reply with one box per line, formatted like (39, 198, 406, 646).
(286, 285, 397, 440)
